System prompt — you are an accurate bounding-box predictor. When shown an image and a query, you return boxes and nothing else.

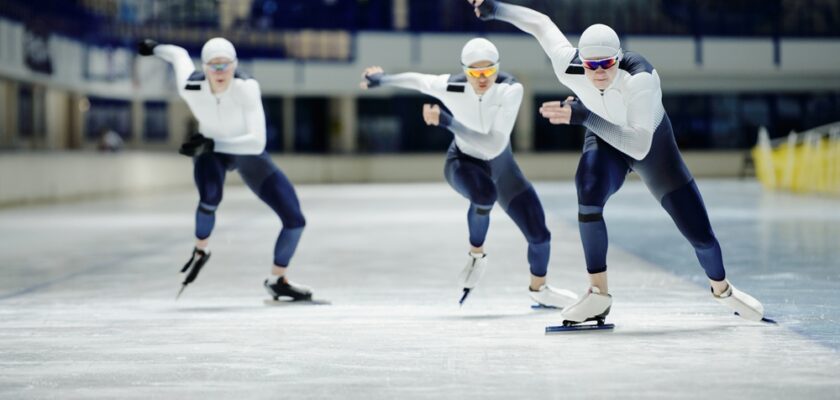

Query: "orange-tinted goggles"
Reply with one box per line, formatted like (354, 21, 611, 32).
(464, 64, 499, 78)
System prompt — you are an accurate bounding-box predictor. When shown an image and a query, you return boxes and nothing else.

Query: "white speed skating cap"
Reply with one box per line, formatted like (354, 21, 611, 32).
(461, 38, 499, 66)
(201, 37, 237, 63)
(578, 24, 621, 60)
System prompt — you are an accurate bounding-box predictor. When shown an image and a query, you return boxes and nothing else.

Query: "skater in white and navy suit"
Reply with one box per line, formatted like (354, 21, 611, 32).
(137, 37, 313, 301)
(470, 0, 766, 325)
(360, 38, 576, 307)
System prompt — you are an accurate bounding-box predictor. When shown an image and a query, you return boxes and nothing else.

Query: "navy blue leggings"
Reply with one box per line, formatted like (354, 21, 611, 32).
(444, 143, 552, 277)
(575, 115, 726, 281)
(575, 115, 725, 281)
(193, 151, 305, 267)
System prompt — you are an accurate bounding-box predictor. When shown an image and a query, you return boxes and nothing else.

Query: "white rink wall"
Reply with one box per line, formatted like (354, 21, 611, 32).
(0, 151, 746, 206)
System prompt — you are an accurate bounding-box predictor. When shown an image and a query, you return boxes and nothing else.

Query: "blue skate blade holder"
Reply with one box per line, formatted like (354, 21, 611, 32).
(734, 312, 777, 324)
(545, 323, 615, 333)
(531, 304, 561, 310)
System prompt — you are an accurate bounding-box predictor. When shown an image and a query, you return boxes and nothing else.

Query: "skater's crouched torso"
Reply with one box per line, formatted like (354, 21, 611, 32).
(178, 70, 266, 155)
(376, 70, 522, 160)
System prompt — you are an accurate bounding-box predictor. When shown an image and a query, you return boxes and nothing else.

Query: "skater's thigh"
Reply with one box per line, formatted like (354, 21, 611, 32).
(236, 153, 304, 224)
(502, 186, 550, 243)
(575, 135, 629, 206)
(631, 116, 693, 201)
(491, 150, 531, 209)
(193, 152, 229, 205)
(444, 157, 497, 206)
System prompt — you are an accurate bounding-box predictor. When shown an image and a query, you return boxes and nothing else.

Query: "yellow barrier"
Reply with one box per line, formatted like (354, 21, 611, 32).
(752, 125, 840, 195)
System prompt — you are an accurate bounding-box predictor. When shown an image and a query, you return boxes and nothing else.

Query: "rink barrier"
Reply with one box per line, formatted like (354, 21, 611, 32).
(0, 151, 745, 207)
(752, 122, 840, 195)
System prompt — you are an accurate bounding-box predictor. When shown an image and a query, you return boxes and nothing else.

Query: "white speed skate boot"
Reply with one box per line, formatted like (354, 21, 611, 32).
(713, 280, 765, 322)
(559, 286, 612, 326)
(458, 252, 487, 305)
(529, 285, 578, 309)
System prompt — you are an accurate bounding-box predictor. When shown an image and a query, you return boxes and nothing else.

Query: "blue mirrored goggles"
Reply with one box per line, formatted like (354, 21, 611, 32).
(205, 62, 234, 72)
(581, 56, 619, 71)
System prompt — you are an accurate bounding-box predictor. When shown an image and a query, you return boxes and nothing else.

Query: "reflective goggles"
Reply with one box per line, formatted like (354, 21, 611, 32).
(463, 64, 499, 78)
(581, 55, 619, 70)
(205, 61, 234, 72)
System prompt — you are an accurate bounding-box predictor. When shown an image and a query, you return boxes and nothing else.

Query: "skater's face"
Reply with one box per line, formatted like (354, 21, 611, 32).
(583, 52, 619, 91)
(464, 60, 497, 95)
(205, 57, 236, 94)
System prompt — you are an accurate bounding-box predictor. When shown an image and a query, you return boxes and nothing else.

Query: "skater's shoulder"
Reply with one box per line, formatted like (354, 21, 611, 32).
(495, 71, 518, 85)
(233, 74, 261, 94)
(187, 70, 205, 82)
(619, 51, 655, 76)
(445, 73, 468, 93)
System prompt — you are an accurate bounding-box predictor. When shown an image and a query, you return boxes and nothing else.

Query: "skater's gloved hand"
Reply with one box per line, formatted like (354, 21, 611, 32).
(468, 0, 497, 21)
(137, 39, 159, 56)
(178, 133, 214, 157)
(360, 66, 385, 89)
(540, 96, 591, 126)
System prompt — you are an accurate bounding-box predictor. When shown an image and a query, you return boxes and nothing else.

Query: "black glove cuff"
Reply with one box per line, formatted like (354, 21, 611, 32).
(568, 99, 592, 126)
(477, 0, 499, 21)
(179, 134, 214, 157)
(438, 109, 454, 128)
(365, 72, 384, 89)
(138, 39, 158, 56)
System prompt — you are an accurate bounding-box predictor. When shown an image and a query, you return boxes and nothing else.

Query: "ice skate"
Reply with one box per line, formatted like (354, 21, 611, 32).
(713, 280, 773, 323)
(176, 247, 211, 299)
(529, 285, 578, 310)
(264, 276, 314, 302)
(457, 252, 488, 305)
(546, 287, 614, 333)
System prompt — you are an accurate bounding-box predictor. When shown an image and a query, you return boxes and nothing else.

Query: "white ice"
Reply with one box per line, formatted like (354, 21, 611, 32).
(0, 180, 838, 399)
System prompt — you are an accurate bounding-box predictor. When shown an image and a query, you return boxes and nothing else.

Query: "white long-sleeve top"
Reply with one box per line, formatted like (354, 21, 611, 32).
(487, 2, 665, 160)
(154, 44, 266, 155)
(376, 72, 523, 160)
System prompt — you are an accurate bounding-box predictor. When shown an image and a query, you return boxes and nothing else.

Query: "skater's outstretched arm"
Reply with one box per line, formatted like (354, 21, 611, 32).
(360, 66, 447, 97)
(469, 0, 575, 72)
(144, 41, 197, 89)
(212, 79, 267, 154)
(541, 77, 659, 161)
(424, 82, 523, 156)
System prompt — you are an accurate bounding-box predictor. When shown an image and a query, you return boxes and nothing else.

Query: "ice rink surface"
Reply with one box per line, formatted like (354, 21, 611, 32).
(1, 179, 838, 399)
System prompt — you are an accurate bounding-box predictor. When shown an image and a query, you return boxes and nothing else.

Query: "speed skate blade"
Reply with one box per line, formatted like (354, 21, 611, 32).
(458, 288, 471, 306)
(734, 312, 777, 324)
(531, 304, 561, 310)
(175, 285, 187, 300)
(263, 299, 331, 306)
(545, 323, 615, 334)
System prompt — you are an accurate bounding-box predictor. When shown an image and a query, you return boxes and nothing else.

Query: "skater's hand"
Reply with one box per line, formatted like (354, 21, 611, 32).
(468, 0, 496, 20)
(137, 39, 158, 56)
(423, 104, 441, 126)
(178, 133, 214, 157)
(360, 66, 384, 89)
(539, 96, 575, 125)
(468, 0, 485, 18)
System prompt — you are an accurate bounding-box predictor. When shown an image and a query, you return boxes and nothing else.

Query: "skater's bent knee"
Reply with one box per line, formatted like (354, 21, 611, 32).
(283, 213, 306, 229)
(474, 204, 493, 215)
(198, 202, 217, 214)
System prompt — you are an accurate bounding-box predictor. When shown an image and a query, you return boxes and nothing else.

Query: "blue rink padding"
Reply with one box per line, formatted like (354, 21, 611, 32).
(545, 323, 615, 333)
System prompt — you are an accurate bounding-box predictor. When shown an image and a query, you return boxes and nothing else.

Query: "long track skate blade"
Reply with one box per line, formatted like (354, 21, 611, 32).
(545, 323, 615, 334)
(734, 312, 777, 324)
(263, 299, 331, 306)
(175, 285, 187, 300)
(458, 288, 471, 306)
(531, 304, 561, 310)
